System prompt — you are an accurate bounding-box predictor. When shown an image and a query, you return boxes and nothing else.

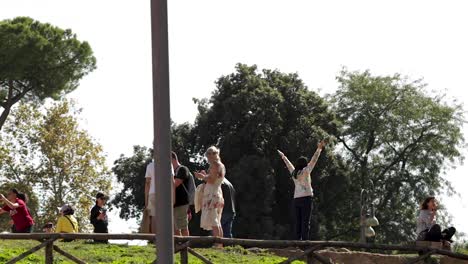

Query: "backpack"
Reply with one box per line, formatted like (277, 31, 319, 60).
(175, 165, 196, 205)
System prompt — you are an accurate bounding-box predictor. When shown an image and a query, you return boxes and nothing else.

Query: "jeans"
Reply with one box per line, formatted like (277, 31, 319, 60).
(221, 212, 236, 238)
(294, 196, 312, 240)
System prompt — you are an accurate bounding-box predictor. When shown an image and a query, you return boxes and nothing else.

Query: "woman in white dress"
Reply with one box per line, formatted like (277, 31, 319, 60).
(195, 146, 225, 243)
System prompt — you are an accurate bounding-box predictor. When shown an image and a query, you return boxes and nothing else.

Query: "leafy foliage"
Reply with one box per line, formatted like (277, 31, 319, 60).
(111, 65, 464, 243)
(111, 122, 201, 221)
(0, 101, 111, 231)
(0, 16, 96, 131)
(191, 64, 344, 239)
(331, 69, 465, 242)
(111, 145, 152, 220)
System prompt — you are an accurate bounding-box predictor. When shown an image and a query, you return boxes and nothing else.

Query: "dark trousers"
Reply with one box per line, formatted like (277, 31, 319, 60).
(221, 212, 235, 238)
(13, 225, 33, 233)
(93, 226, 109, 243)
(294, 196, 312, 240)
(424, 224, 456, 242)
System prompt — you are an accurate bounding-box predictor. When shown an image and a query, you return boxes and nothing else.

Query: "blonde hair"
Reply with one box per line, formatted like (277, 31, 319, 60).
(205, 146, 221, 162)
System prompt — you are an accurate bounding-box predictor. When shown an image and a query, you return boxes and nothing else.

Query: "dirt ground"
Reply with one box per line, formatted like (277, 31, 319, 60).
(266, 247, 468, 264)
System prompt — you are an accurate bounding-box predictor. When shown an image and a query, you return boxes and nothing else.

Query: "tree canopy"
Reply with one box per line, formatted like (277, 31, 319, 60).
(0, 17, 96, 131)
(0, 101, 111, 231)
(112, 64, 464, 243)
(331, 69, 465, 242)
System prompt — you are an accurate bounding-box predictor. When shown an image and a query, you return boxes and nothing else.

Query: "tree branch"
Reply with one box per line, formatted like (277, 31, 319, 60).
(377, 126, 429, 180)
(338, 136, 362, 162)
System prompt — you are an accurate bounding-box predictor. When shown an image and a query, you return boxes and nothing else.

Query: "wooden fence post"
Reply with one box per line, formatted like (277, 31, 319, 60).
(180, 247, 189, 264)
(45, 240, 54, 264)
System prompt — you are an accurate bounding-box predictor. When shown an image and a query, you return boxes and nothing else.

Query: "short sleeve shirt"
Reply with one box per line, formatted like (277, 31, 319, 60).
(2, 198, 34, 231)
(174, 165, 190, 207)
(145, 161, 174, 195)
(145, 162, 156, 194)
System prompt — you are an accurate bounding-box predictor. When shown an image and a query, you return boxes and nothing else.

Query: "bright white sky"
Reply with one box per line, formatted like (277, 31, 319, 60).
(2, 0, 467, 241)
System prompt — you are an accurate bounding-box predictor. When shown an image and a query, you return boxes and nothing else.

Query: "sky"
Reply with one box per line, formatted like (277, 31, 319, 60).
(1, 0, 467, 241)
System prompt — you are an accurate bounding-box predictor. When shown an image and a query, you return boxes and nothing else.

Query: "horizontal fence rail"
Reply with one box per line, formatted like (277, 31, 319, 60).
(1, 233, 467, 264)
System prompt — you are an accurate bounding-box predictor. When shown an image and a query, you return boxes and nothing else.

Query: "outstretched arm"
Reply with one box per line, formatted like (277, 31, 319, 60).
(306, 140, 326, 172)
(195, 162, 224, 184)
(277, 150, 295, 174)
(0, 194, 19, 209)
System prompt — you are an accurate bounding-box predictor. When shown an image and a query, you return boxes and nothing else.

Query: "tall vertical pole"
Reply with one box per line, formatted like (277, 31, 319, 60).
(151, 0, 174, 263)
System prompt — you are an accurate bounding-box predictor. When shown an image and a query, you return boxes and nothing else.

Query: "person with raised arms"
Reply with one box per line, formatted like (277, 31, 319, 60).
(277, 140, 326, 240)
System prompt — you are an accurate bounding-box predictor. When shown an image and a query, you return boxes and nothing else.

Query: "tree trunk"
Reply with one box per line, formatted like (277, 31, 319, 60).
(0, 105, 12, 131)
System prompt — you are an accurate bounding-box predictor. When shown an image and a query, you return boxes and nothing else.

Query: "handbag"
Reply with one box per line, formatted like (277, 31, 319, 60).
(194, 183, 205, 213)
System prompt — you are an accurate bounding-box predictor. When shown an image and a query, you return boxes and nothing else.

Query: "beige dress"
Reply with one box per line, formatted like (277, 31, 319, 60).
(200, 168, 225, 231)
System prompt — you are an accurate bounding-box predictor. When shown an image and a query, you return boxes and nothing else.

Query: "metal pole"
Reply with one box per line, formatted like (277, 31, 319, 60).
(151, 0, 174, 263)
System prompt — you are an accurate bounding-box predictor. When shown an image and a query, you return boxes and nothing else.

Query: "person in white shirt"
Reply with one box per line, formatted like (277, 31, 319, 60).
(277, 140, 326, 240)
(144, 160, 174, 233)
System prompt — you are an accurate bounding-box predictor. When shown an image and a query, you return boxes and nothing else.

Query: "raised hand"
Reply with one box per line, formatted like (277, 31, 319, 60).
(194, 171, 206, 180)
(318, 140, 327, 149)
(277, 150, 285, 157)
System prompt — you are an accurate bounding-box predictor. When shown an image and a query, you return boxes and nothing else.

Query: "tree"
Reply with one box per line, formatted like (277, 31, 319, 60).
(112, 64, 349, 239)
(192, 64, 344, 239)
(331, 69, 465, 243)
(111, 123, 200, 221)
(0, 17, 96, 131)
(0, 100, 111, 231)
(112, 145, 152, 220)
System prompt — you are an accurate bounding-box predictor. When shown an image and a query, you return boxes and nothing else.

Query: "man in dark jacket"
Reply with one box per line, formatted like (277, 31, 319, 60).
(90, 192, 109, 243)
(221, 178, 236, 238)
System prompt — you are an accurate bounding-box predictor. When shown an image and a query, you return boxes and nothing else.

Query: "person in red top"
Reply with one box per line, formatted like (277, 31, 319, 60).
(0, 189, 34, 233)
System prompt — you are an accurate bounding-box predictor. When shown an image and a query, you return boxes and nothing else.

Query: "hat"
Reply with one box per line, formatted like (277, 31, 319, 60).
(58, 204, 71, 213)
(96, 192, 109, 200)
(58, 204, 74, 215)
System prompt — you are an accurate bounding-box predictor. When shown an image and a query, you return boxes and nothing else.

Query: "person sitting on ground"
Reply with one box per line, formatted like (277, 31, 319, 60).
(90, 192, 109, 243)
(56, 204, 78, 241)
(416, 196, 456, 243)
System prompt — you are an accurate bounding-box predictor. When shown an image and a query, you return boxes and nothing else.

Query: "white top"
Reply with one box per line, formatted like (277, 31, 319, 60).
(145, 161, 174, 195)
(417, 209, 436, 234)
(281, 148, 322, 199)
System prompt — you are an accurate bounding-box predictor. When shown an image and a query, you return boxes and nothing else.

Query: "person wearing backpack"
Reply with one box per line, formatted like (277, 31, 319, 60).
(172, 151, 194, 236)
(56, 204, 79, 242)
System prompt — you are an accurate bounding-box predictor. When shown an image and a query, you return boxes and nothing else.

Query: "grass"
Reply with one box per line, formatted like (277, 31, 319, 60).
(0, 240, 304, 264)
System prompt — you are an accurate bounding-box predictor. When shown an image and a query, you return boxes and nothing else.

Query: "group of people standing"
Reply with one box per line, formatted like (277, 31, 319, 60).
(144, 147, 236, 244)
(143, 141, 327, 243)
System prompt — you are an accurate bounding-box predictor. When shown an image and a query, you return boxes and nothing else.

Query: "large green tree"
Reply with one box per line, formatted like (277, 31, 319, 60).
(331, 69, 465, 243)
(192, 64, 346, 239)
(0, 101, 111, 231)
(0, 17, 96, 131)
(111, 122, 200, 221)
(112, 64, 350, 239)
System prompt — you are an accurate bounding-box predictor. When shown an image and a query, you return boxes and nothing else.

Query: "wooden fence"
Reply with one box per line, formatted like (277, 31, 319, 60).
(1, 233, 467, 264)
